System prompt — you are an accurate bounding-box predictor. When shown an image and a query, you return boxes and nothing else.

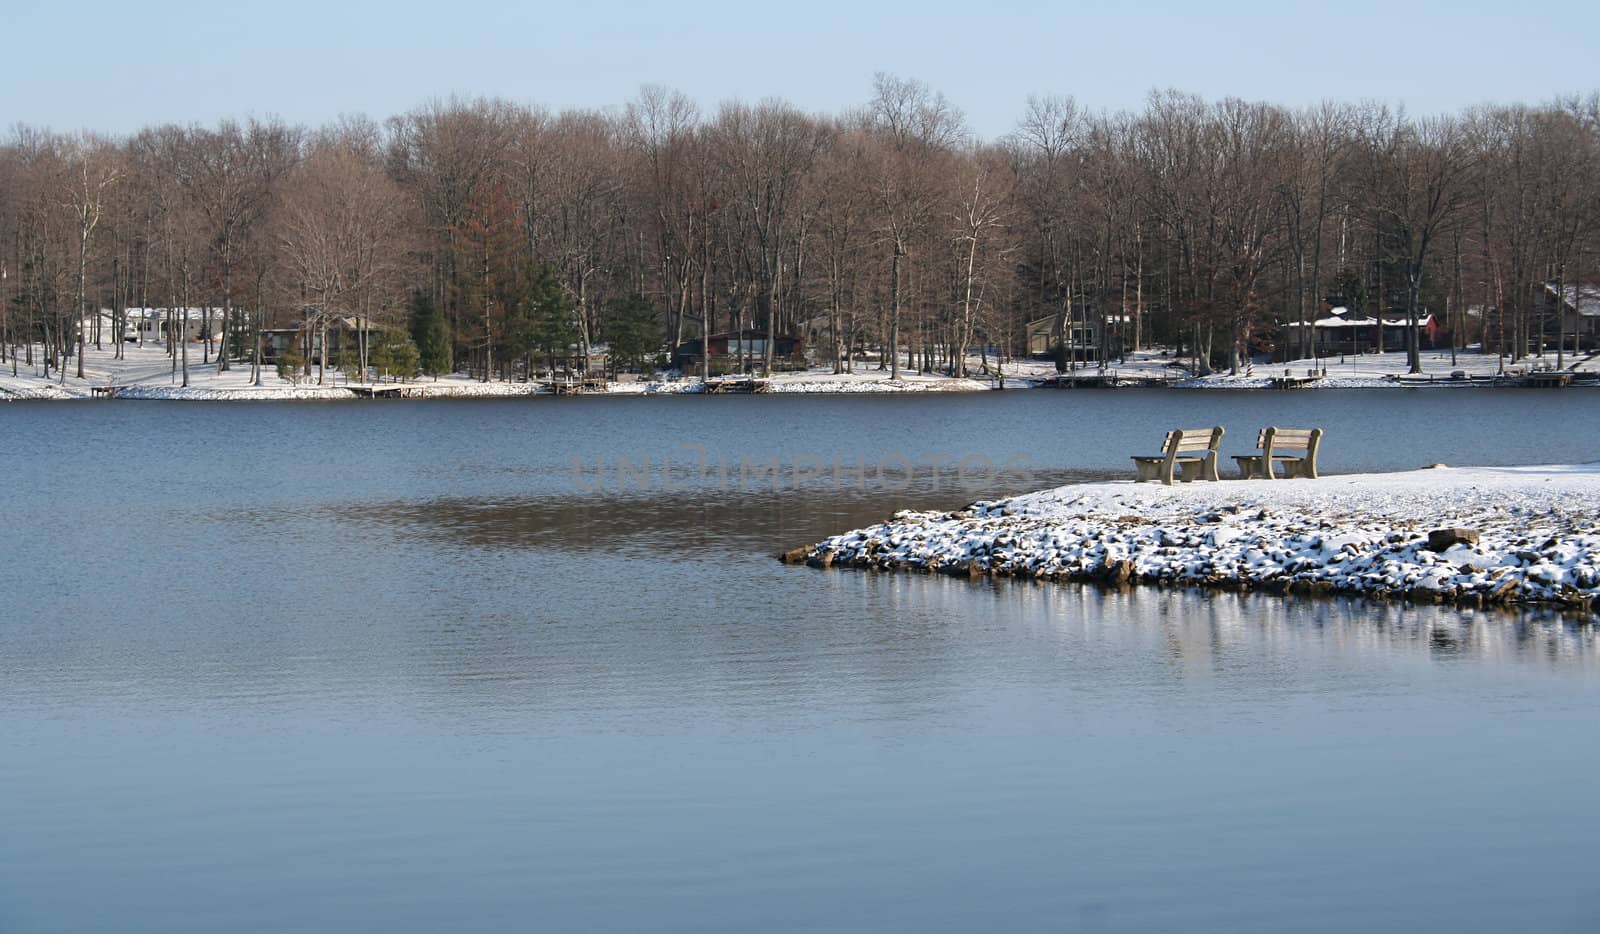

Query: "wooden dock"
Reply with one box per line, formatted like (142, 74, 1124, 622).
(542, 376, 610, 395)
(1525, 372, 1574, 389)
(347, 384, 413, 398)
(704, 377, 769, 394)
(1041, 372, 1175, 389)
(1269, 375, 1323, 389)
(90, 386, 123, 399)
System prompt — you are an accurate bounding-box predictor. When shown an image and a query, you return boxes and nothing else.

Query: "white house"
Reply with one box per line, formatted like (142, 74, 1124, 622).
(120, 308, 221, 343)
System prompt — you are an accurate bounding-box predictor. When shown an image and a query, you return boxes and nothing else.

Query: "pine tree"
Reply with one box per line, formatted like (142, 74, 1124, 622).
(605, 293, 659, 370)
(410, 290, 451, 380)
(277, 350, 305, 387)
(372, 335, 420, 382)
(524, 265, 576, 372)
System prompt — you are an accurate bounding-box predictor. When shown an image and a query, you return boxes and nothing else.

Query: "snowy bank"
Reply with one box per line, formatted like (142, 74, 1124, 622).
(790, 465, 1600, 612)
(627, 370, 994, 394)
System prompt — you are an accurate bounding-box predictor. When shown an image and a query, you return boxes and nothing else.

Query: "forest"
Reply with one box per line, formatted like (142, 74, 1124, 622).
(2, 76, 1598, 385)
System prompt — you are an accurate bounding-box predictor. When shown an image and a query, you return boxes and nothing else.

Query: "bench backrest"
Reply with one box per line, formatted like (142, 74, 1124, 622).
(1254, 426, 1322, 451)
(1164, 427, 1224, 454)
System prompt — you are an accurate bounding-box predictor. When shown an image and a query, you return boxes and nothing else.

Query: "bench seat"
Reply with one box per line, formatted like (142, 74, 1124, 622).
(1235, 428, 1322, 479)
(1130, 427, 1224, 484)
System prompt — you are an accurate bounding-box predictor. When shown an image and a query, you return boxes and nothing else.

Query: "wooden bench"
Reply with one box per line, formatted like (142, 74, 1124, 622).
(1233, 427, 1323, 479)
(1131, 426, 1225, 485)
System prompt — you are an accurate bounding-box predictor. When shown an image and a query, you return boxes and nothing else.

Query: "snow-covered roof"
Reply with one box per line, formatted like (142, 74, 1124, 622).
(1312, 309, 1377, 328)
(1292, 309, 1434, 329)
(1546, 282, 1600, 317)
(108, 307, 220, 321)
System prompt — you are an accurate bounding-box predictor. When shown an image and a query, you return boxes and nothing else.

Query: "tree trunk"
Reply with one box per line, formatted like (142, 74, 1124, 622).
(889, 246, 903, 381)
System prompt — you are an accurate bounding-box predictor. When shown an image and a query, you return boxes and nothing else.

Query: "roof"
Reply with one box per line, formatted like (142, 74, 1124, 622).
(1287, 307, 1433, 329)
(1546, 282, 1600, 317)
(110, 307, 218, 321)
(1027, 313, 1124, 330)
(708, 329, 796, 340)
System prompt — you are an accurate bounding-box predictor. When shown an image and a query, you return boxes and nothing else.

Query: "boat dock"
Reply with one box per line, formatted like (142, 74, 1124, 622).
(1041, 372, 1175, 389)
(704, 377, 769, 394)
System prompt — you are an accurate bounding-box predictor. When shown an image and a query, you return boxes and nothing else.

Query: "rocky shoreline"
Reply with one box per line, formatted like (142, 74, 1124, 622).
(783, 465, 1600, 613)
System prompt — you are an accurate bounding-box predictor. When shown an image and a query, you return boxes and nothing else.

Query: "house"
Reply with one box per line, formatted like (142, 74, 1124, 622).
(672, 329, 802, 371)
(122, 308, 222, 343)
(1278, 306, 1437, 358)
(261, 317, 384, 364)
(1025, 313, 1126, 361)
(1546, 282, 1600, 349)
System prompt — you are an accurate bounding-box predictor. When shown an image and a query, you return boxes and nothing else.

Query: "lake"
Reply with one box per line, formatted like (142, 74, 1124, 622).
(3, 390, 1599, 933)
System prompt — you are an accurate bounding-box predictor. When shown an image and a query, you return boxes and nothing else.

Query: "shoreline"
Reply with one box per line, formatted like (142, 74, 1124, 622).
(5, 345, 1597, 401)
(784, 464, 1600, 613)
(7, 371, 1597, 401)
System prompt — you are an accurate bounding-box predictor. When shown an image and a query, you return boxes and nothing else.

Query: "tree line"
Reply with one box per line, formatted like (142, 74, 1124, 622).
(3, 77, 1598, 386)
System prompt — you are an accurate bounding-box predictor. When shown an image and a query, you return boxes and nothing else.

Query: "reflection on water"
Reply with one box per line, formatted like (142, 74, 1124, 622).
(323, 487, 1600, 676)
(4, 398, 1600, 934)
(330, 468, 1114, 556)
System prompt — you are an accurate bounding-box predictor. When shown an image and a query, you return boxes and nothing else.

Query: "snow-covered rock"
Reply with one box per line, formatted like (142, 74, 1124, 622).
(798, 464, 1600, 612)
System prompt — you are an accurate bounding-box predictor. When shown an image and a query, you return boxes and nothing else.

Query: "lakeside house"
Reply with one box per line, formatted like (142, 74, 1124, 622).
(1277, 306, 1438, 358)
(121, 308, 220, 343)
(672, 329, 802, 371)
(1025, 313, 1128, 361)
(1546, 282, 1600, 349)
(261, 317, 384, 364)
(1474, 284, 1600, 355)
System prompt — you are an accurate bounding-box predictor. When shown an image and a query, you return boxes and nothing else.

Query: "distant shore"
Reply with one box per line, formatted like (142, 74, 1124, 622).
(4, 345, 1596, 400)
(787, 464, 1600, 613)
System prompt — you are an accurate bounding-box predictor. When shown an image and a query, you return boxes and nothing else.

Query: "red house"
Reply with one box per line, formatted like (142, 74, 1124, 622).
(673, 329, 802, 371)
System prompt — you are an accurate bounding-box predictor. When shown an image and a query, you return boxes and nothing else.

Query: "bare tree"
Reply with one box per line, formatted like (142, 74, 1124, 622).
(277, 134, 413, 385)
(1361, 110, 1475, 373)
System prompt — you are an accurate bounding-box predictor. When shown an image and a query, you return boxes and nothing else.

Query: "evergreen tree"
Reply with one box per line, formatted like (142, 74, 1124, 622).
(410, 290, 451, 380)
(336, 345, 365, 383)
(605, 293, 659, 370)
(372, 335, 420, 382)
(276, 350, 305, 386)
(523, 265, 577, 371)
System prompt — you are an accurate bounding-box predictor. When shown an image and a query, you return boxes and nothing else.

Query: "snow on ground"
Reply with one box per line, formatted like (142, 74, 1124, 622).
(1015, 349, 1191, 384)
(1, 346, 995, 401)
(0, 344, 550, 401)
(6, 342, 1598, 401)
(1177, 347, 1600, 389)
(992, 346, 1600, 389)
(796, 464, 1600, 611)
(621, 367, 994, 394)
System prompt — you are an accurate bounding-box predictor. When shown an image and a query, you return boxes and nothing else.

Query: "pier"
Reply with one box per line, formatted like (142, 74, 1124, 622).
(704, 377, 769, 394)
(1041, 372, 1175, 389)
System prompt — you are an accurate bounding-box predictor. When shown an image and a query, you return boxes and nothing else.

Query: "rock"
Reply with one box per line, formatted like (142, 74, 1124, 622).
(1426, 528, 1479, 552)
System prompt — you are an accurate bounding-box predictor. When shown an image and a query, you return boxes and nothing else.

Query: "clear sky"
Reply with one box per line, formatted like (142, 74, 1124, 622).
(6, 0, 1596, 140)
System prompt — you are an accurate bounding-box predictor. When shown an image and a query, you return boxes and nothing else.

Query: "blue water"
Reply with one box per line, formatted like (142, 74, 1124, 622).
(2, 392, 1598, 933)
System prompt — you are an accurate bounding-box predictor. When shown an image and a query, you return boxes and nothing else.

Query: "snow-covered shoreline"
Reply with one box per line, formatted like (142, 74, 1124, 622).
(6, 343, 1599, 401)
(789, 465, 1600, 612)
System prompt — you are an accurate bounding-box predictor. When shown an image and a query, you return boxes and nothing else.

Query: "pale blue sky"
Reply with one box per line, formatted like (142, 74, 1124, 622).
(6, 0, 1595, 139)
